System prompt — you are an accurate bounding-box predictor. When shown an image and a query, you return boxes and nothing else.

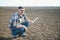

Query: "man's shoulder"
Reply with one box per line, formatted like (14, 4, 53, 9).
(13, 12, 18, 16)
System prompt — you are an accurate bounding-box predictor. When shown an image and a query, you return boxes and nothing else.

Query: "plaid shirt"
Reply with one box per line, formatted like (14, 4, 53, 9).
(8, 12, 28, 28)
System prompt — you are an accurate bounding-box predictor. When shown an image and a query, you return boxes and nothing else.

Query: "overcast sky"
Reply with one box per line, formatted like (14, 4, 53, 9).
(0, 0, 60, 6)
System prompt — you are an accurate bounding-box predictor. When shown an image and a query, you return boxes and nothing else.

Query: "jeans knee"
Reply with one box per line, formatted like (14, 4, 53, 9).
(18, 27, 26, 34)
(21, 21, 29, 27)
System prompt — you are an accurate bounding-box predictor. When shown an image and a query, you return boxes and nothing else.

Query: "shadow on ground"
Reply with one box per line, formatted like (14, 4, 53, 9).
(0, 36, 12, 40)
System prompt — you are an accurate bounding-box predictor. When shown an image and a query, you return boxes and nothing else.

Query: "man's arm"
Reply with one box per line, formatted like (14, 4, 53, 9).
(25, 14, 38, 23)
(28, 19, 32, 23)
(12, 14, 19, 26)
(24, 14, 33, 23)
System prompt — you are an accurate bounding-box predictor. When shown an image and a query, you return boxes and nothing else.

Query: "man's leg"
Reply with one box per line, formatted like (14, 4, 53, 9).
(21, 21, 29, 27)
(18, 27, 26, 37)
(11, 26, 18, 38)
(18, 21, 29, 37)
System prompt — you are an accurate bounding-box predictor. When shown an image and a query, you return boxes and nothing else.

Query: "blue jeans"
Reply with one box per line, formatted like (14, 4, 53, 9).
(11, 21, 29, 37)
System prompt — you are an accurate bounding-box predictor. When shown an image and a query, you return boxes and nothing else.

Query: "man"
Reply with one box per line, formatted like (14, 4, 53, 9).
(8, 6, 34, 38)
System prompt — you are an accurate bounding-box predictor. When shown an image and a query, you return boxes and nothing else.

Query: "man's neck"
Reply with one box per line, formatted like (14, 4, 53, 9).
(18, 12, 23, 16)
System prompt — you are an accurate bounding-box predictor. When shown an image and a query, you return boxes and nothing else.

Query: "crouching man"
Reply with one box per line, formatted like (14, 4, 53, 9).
(8, 6, 33, 38)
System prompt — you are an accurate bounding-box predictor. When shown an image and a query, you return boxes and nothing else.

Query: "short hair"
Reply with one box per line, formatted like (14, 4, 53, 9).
(18, 6, 24, 9)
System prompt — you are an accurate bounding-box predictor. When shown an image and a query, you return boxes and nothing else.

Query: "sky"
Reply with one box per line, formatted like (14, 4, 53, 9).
(0, 0, 60, 6)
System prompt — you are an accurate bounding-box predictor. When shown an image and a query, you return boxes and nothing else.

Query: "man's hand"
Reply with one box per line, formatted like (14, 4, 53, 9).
(28, 17, 38, 24)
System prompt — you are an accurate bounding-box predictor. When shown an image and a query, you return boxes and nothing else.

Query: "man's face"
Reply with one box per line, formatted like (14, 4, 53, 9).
(18, 9, 24, 14)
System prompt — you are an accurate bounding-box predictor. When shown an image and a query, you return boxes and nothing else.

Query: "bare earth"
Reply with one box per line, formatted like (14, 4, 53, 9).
(0, 7, 60, 40)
